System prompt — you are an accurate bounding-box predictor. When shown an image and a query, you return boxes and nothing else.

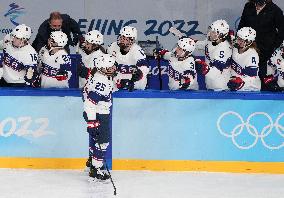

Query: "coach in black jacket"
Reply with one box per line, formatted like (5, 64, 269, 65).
(238, 0, 284, 90)
(32, 12, 82, 53)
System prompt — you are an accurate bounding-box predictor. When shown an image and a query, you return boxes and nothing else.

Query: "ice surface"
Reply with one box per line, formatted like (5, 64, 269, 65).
(0, 169, 283, 198)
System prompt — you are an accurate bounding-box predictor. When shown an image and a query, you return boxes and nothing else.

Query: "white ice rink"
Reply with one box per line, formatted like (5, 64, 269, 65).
(0, 169, 283, 198)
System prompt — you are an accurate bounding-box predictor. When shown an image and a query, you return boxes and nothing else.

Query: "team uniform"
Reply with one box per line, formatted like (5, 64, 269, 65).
(204, 41, 232, 91)
(164, 52, 198, 90)
(79, 49, 104, 88)
(229, 27, 261, 91)
(39, 46, 71, 88)
(108, 26, 149, 90)
(266, 46, 284, 87)
(39, 31, 72, 88)
(82, 54, 116, 181)
(78, 30, 105, 88)
(203, 20, 232, 91)
(0, 25, 38, 86)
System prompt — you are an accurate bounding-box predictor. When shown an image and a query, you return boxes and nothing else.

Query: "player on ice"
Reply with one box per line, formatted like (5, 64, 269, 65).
(39, 31, 72, 88)
(228, 27, 261, 91)
(264, 41, 284, 91)
(0, 24, 39, 87)
(108, 26, 149, 91)
(155, 37, 199, 90)
(82, 54, 116, 182)
(77, 30, 106, 88)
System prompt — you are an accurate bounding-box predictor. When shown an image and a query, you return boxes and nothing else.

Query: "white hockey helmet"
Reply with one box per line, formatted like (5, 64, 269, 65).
(85, 30, 103, 45)
(11, 24, 32, 40)
(119, 26, 137, 40)
(177, 37, 196, 54)
(95, 54, 116, 69)
(210, 19, 230, 36)
(50, 31, 68, 47)
(237, 27, 256, 42)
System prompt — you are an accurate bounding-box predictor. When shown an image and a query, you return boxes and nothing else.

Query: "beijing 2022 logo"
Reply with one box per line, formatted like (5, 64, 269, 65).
(4, 3, 25, 26)
(217, 111, 284, 150)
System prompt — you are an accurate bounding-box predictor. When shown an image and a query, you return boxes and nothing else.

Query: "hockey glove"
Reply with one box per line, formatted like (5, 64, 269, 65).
(25, 68, 40, 88)
(87, 120, 100, 136)
(195, 59, 210, 75)
(227, 76, 245, 91)
(77, 63, 90, 79)
(263, 75, 282, 92)
(153, 48, 169, 58)
(117, 79, 135, 92)
(229, 30, 235, 41)
(131, 68, 143, 82)
(180, 78, 191, 90)
(55, 70, 68, 81)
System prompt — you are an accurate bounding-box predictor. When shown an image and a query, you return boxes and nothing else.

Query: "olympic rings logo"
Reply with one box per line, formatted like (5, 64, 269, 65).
(217, 111, 284, 150)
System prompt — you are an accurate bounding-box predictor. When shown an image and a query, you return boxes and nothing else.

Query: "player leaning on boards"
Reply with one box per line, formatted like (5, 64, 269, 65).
(202, 20, 233, 91)
(0, 24, 39, 87)
(155, 37, 199, 90)
(228, 27, 261, 91)
(108, 26, 149, 91)
(264, 41, 284, 91)
(77, 30, 106, 88)
(82, 54, 116, 181)
(39, 31, 72, 88)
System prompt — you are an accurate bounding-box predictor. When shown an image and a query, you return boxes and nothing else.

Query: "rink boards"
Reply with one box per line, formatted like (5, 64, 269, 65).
(0, 89, 284, 174)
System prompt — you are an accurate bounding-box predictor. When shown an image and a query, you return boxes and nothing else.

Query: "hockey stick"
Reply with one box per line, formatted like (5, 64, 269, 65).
(169, 27, 186, 38)
(155, 36, 163, 90)
(96, 142, 117, 196)
(169, 27, 200, 43)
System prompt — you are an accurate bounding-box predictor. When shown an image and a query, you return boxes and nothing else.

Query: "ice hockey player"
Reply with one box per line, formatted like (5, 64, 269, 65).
(228, 27, 261, 91)
(0, 24, 39, 87)
(82, 54, 116, 181)
(203, 19, 232, 91)
(264, 41, 284, 91)
(77, 30, 106, 88)
(39, 31, 71, 88)
(108, 26, 149, 91)
(155, 37, 198, 90)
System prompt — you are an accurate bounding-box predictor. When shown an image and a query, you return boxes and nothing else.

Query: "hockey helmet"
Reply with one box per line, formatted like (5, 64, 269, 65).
(50, 31, 68, 48)
(11, 24, 32, 40)
(237, 27, 256, 42)
(209, 19, 229, 37)
(85, 30, 103, 45)
(119, 26, 137, 40)
(177, 37, 196, 54)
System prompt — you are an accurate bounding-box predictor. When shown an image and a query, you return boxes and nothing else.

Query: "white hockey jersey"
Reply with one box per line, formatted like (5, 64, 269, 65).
(267, 48, 284, 87)
(231, 47, 261, 91)
(1, 42, 38, 84)
(83, 72, 114, 120)
(108, 42, 149, 90)
(164, 52, 198, 90)
(204, 40, 232, 91)
(79, 49, 105, 88)
(39, 46, 71, 88)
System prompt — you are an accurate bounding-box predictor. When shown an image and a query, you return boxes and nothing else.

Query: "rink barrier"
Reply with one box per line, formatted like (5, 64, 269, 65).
(0, 89, 284, 174)
(112, 160, 284, 174)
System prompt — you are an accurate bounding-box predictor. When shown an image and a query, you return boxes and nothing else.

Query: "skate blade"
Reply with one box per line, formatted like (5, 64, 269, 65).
(88, 177, 111, 184)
